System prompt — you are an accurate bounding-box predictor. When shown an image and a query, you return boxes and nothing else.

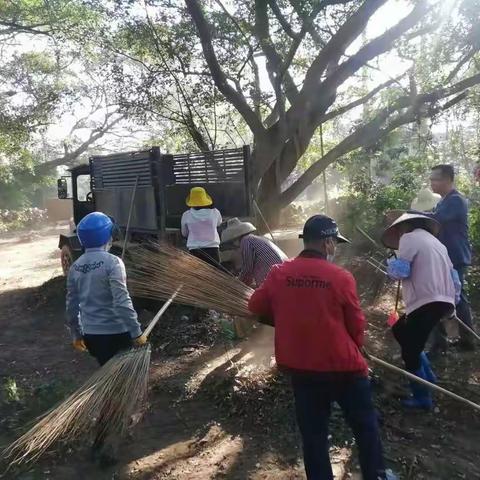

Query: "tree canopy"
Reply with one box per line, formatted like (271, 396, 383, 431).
(86, 0, 480, 220)
(1, 0, 480, 217)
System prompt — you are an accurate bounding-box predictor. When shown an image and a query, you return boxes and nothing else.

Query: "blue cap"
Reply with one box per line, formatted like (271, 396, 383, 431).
(299, 215, 350, 243)
(77, 212, 113, 248)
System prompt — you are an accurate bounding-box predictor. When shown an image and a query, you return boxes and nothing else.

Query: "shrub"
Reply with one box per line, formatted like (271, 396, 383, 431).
(0, 207, 48, 233)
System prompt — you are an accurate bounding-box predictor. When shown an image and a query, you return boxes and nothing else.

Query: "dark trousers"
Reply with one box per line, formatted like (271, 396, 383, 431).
(432, 267, 475, 350)
(291, 375, 386, 480)
(392, 302, 453, 370)
(190, 247, 221, 268)
(84, 332, 133, 366)
(83, 332, 133, 450)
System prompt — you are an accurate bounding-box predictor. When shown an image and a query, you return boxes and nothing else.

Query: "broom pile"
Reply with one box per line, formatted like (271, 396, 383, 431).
(128, 243, 255, 318)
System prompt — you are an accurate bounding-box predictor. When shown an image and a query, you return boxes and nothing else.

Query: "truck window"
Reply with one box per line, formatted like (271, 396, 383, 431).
(76, 175, 91, 201)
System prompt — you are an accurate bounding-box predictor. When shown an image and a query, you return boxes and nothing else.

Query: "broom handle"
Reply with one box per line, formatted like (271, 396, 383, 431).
(454, 314, 480, 342)
(194, 250, 235, 278)
(366, 259, 388, 275)
(122, 175, 140, 260)
(394, 280, 401, 311)
(143, 286, 183, 338)
(355, 225, 382, 250)
(367, 352, 480, 412)
(253, 200, 276, 243)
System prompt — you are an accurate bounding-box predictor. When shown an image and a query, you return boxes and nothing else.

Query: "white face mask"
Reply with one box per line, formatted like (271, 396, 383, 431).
(326, 238, 336, 262)
(105, 239, 112, 252)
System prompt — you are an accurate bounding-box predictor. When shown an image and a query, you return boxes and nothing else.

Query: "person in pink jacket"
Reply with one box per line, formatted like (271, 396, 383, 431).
(382, 213, 460, 409)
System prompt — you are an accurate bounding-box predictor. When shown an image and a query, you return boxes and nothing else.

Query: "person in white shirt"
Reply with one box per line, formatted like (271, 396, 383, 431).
(181, 186, 222, 266)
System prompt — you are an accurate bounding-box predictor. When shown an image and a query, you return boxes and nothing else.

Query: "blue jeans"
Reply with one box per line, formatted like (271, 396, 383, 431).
(291, 374, 386, 480)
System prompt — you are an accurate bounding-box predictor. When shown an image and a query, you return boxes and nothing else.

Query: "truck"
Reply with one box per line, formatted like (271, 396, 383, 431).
(57, 145, 252, 275)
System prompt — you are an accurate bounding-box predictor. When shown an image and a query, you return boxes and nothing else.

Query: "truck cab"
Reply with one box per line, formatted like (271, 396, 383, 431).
(57, 164, 95, 274)
(57, 146, 252, 275)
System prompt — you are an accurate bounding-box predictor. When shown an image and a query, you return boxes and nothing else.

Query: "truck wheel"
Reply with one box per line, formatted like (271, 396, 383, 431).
(61, 245, 74, 276)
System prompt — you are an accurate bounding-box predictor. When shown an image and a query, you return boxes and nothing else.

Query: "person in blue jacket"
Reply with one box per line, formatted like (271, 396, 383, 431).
(424, 164, 475, 352)
(66, 212, 146, 466)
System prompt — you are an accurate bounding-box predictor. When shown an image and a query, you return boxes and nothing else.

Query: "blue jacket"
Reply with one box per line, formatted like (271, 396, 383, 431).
(66, 248, 142, 340)
(425, 189, 471, 268)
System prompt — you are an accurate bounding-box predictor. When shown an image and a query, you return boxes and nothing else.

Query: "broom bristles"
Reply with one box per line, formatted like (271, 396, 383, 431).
(3, 346, 151, 467)
(127, 243, 254, 317)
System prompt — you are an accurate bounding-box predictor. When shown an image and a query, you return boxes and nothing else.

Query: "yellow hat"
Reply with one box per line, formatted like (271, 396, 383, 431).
(186, 187, 213, 207)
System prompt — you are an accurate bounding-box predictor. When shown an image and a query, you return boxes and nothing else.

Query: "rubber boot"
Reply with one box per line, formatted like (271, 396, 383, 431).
(402, 366, 433, 410)
(420, 351, 437, 383)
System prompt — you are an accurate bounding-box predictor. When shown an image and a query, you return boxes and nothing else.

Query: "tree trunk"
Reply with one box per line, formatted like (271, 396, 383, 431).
(256, 160, 282, 230)
(253, 129, 313, 227)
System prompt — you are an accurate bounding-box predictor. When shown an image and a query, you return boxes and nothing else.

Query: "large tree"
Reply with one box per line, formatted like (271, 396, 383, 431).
(101, 0, 480, 222)
(3, 1, 480, 219)
(186, 0, 480, 221)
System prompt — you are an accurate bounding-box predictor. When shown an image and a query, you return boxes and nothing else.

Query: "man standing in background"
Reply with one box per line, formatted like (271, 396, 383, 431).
(426, 164, 475, 352)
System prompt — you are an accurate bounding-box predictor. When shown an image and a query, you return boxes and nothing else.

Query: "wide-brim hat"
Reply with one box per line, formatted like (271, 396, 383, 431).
(186, 187, 213, 207)
(410, 188, 441, 212)
(221, 217, 256, 244)
(381, 213, 440, 250)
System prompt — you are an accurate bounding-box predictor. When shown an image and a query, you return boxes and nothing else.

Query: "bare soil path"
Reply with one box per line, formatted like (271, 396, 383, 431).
(1, 227, 479, 479)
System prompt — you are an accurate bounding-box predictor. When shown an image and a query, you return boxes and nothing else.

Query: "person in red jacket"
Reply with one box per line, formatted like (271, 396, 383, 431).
(248, 215, 396, 480)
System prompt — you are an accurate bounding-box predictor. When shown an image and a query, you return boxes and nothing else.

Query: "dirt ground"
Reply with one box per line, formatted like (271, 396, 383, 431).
(1, 227, 480, 479)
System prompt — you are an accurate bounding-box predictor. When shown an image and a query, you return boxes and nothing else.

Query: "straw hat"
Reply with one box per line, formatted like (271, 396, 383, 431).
(410, 188, 440, 212)
(186, 187, 213, 207)
(221, 217, 256, 244)
(381, 213, 440, 250)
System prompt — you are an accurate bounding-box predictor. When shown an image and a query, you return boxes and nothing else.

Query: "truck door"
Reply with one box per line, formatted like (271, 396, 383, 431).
(72, 167, 95, 226)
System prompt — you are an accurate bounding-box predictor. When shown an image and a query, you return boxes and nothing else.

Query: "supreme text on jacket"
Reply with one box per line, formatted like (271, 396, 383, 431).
(248, 252, 368, 375)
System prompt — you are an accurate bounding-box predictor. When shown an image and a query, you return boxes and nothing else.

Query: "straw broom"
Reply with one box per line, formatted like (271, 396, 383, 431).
(2, 288, 181, 468)
(127, 243, 254, 318)
(128, 243, 480, 413)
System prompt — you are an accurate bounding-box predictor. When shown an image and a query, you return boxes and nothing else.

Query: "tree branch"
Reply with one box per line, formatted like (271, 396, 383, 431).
(302, 0, 388, 95)
(0, 20, 52, 37)
(35, 114, 125, 175)
(254, 0, 298, 103)
(445, 48, 478, 83)
(185, 0, 265, 138)
(289, 0, 352, 46)
(322, 74, 405, 123)
(267, 0, 299, 40)
(325, 0, 430, 95)
(294, 0, 431, 132)
(280, 1, 358, 79)
(279, 72, 480, 205)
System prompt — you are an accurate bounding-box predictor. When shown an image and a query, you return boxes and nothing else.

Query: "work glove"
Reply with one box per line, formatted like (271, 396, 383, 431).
(72, 338, 87, 352)
(133, 333, 148, 346)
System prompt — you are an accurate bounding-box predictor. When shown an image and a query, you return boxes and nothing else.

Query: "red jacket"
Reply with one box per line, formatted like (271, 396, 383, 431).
(248, 251, 368, 376)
